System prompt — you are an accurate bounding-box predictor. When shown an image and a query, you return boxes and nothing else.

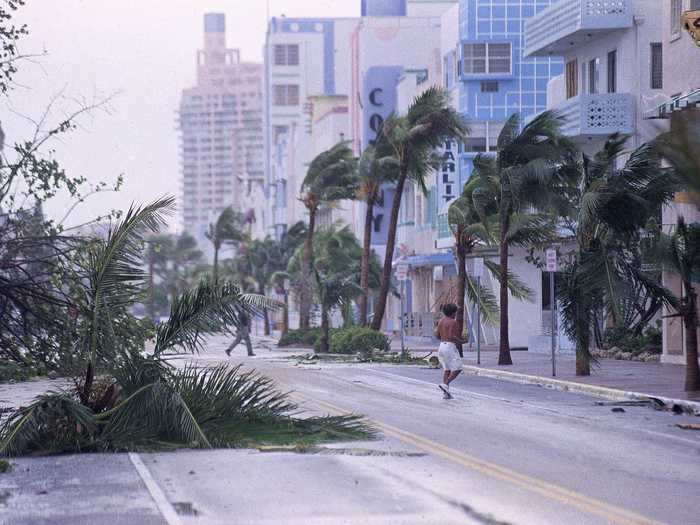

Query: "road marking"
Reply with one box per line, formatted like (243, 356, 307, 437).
(291, 392, 667, 525)
(129, 452, 183, 525)
(365, 368, 700, 448)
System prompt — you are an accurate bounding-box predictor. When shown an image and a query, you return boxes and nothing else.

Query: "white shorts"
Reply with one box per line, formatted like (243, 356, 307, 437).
(438, 342, 463, 372)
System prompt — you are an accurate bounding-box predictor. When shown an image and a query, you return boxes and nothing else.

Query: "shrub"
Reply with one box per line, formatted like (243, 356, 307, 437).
(0, 363, 41, 383)
(278, 328, 322, 348)
(328, 327, 390, 355)
(604, 324, 663, 356)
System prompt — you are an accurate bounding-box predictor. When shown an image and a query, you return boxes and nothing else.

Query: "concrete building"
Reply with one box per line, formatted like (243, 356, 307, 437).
(178, 14, 264, 253)
(263, 16, 359, 239)
(654, 0, 700, 364)
(388, 0, 565, 347)
(524, 0, 665, 152)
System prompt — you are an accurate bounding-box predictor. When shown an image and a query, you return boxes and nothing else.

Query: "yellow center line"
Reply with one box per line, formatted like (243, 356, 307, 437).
(290, 392, 667, 525)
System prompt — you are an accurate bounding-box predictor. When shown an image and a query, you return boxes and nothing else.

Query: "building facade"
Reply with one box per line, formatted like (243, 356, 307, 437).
(178, 14, 264, 253)
(390, 0, 565, 347)
(657, 0, 700, 364)
(263, 16, 359, 240)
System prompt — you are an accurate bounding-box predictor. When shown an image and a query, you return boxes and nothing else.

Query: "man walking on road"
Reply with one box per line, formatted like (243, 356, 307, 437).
(226, 310, 255, 357)
(435, 303, 467, 399)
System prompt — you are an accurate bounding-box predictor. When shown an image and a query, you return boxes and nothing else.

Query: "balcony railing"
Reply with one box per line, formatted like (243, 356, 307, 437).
(555, 93, 635, 139)
(524, 0, 633, 57)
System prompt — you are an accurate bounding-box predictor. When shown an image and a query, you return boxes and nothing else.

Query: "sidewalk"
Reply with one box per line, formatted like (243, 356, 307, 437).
(390, 335, 700, 411)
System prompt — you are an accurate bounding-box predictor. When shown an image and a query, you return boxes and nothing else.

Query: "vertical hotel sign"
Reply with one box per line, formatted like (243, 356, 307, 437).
(363, 66, 403, 245)
(438, 140, 457, 213)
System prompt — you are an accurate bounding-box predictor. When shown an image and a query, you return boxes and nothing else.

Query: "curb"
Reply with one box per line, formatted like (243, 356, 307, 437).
(462, 365, 700, 416)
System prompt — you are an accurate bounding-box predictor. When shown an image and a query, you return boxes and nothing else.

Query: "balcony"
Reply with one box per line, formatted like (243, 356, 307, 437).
(554, 93, 635, 140)
(524, 0, 633, 58)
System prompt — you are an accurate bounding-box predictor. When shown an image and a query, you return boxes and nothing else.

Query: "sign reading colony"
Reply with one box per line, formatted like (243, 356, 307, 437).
(363, 65, 403, 245)
(438, 140, 457, 213)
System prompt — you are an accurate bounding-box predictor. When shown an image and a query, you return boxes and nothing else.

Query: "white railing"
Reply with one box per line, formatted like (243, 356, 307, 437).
(524, 0, 632, 57)
(556, 93, 635, 138)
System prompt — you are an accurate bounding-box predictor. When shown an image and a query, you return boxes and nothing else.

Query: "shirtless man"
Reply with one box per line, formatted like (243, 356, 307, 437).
(435, 303, 468, 399)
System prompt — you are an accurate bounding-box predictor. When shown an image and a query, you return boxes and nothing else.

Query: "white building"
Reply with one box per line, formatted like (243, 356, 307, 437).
(655, 0, 700, 364)
(524, 0, 665, 152)
(178, 14, 264, 253)
(263, 16, 359, 240)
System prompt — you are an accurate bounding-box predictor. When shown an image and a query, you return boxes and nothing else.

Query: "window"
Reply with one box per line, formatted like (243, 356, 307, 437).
(488, 43, 511, 74)
(588, 58, 600, 94)
(462, 43, 512, 75)
(607, 50, 617, 93)
(650, 43, 663, 89)
(463, 137, 487, 153)
(692, 0, 700, 10)
(565, 59, 578, 99)
(273, 44, 300, 66)
(462, 43, 486, 74)
(671, 0, 683, 37)
(481, 81, 499, 92)
(272, 84, 299, 106)
(581, 61, 587, 94)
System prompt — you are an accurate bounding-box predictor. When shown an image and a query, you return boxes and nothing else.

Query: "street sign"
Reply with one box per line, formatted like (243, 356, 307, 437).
(395, 263, 409, 282)
(473, 258, 484, 278)
(546, 249, 558, 272)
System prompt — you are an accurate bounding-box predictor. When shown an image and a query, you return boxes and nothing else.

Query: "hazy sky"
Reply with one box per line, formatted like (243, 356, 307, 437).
(4, 0, 359, 228)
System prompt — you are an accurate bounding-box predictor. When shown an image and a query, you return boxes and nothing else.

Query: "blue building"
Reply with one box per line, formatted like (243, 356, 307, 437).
(436, 0, 563, 242)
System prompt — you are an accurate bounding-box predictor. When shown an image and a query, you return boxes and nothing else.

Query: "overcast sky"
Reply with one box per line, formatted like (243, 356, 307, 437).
(4, 0, 359, 229)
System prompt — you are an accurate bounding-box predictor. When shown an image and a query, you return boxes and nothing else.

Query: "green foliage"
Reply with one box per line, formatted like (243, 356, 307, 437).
(0, 361, 374, 456)
(0, 0, 28, 96)
(278, 328, 322, 348)
(603, 325, 662, 356)
(326, 327, 390, 355)
(0, 459, 10, 473)
(0, 362, 41, 383)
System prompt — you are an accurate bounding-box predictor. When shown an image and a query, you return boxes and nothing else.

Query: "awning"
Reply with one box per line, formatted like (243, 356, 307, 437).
(646, 89, 700, 120)
(404, 252, 455, 269)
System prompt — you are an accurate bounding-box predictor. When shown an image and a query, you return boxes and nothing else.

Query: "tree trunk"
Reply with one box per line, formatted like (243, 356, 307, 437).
(683, 282, 699, 391)
(281, 290, 290, 336)
(299, 207, 316, 330)
(319, 307, 330, 353)
(455, 237, 467, 358)
(576, 305, 591, 376)
(148, 259, 156, 320)
(498, 204, 513, 365)
(213, 245, 220, 283)
(359, 199, 375, 326)
(371, 173, 407, 331)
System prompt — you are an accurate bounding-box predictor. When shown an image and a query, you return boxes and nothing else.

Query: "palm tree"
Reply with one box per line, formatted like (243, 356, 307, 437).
(356, 143, 398, 326)
(235, 238, 278, 335)
(271, 222, 307, 335)
(647, 218, 700, 391)
(558, 135, 675, 376)
(448, 180, 535, 351)
(311, 226, 369, 352)
(145, 234, 174, 319)
(371, 87, 468, 331)
(206, 207, 245, 283)
(299, 143, 358, 329)
(654, 111, 700, 199)
(467, 112, 575, 365)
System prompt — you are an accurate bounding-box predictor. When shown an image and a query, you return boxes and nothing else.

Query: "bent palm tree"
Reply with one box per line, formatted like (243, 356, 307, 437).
(371, 87, 468, 331)
(468, 112, 575, 365)
(558, 135, 675, 376)
(357, 142, 398, 326)
(646, 218, 700, 391)
(299, 142, 358, 329)
(206, 207, 245, 283)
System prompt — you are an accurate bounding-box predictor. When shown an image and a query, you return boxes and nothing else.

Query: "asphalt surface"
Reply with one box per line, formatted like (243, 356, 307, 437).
(1, 339, 699, 524)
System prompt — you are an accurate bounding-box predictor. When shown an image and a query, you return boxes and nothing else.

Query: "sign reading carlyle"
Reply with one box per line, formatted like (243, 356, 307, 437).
(438, 140, 457, 213)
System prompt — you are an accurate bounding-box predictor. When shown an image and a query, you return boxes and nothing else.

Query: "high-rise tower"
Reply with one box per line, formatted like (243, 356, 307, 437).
(179, 14, 264, 253)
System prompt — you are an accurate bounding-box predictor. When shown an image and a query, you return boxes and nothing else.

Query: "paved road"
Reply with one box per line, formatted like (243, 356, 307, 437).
(1, 340, 699, 524)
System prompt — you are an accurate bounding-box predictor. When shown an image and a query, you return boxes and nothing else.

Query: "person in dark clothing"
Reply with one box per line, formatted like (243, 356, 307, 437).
(226, 310, 254, 357)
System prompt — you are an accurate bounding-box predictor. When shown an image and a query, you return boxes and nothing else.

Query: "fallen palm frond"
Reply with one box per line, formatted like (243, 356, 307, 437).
(0, 362, 375, 456)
